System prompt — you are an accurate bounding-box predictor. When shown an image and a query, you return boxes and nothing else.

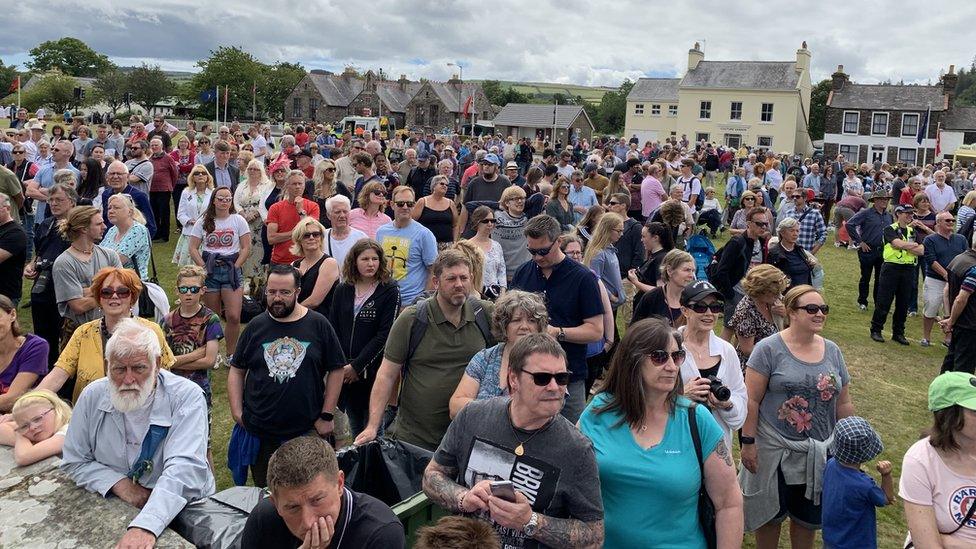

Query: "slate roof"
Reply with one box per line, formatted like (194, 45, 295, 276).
(680, 61, 799, 91)
(23, 75, 96, 91)
(375, 82, 422, 113)
(828, 84, 947, 111)
(425, 82, 482, 112)
(627, 78, 680, 102)
(307, 73, 364, 107)
(943, 106, 976, 130)
(492, 104, 592, 129)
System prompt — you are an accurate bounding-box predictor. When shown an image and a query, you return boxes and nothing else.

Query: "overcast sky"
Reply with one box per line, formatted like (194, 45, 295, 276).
(3, 1, 974, 88)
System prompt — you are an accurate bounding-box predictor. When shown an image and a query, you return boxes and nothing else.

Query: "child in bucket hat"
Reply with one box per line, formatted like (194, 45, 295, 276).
(821, 416, 895, 549)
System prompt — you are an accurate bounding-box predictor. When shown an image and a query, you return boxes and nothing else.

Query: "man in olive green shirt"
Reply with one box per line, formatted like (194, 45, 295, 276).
(354, 249, 493, 451)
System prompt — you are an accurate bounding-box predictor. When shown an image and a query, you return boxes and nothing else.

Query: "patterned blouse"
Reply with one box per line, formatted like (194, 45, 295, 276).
(729, 295, 778, 367)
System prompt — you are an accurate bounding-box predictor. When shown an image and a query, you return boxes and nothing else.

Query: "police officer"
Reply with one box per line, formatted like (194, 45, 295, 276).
(870, 204, 925, 344)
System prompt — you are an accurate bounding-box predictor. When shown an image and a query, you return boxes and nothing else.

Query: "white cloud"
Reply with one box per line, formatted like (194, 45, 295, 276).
(1, 0, 973, 87)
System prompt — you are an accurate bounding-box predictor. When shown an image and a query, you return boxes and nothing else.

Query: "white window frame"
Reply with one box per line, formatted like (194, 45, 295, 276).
(902, 113, 920, 138)
(667, 104, 678, 117)
(634, 103, 644, 116)
(757, 136, 773, 148)
(699, 100, 712, 120)
(724, 133, 742, 148)
(871, 112, 889, 136)
(651, 104, 661, 116)
(842, 111, 860, 134)
(730, 101, 742, 121)
(839, 144, 859, 164)
(696, 132, 710, 143)
(760, 103, 774, 123)
(898, 147, 917, 165)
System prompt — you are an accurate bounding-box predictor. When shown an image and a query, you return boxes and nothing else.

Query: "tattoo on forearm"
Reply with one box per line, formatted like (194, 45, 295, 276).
(423, 465, 464, 511)
(533, 515, 604, 549)
(715, 440, 734, 467)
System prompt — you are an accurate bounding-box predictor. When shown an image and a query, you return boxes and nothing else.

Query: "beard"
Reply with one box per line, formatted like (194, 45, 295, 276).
(268, 297, 297, 318)
(109, 375, 156, 413)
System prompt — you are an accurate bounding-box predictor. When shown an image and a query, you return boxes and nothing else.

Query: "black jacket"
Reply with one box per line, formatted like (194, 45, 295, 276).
(205, 161, 240, 192)
(615, 217, 644, 277)
(328, 281, 400, 381)
(712, 233, 768, 299)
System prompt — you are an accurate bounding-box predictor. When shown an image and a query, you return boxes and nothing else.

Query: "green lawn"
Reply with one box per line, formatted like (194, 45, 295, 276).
(15, 188, 935, 548)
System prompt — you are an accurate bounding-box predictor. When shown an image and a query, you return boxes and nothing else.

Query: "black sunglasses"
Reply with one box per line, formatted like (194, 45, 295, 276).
(394, 200, 415, 208)
(689, 302, 724, 314)
(100, 286, 132, 299)
(371, 190, 385, 196)
(479, 218, 496, 224)
(794, 304, 830, 315)
(527, 243, 555, 256)
(521, 369, 571, 386)
(647, 349, 686, 365)
(751, 221, 769, 228)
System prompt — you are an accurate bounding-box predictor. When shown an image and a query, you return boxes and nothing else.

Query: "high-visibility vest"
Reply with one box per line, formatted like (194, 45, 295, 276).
(882, 223, 917, 265)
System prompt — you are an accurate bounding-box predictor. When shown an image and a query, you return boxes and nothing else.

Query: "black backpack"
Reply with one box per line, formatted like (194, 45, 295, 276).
(705, 245, 727, 281)
(403, 296, 492, 378)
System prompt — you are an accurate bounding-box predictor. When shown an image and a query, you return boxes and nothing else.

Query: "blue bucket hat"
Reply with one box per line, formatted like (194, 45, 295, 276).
(830, 416, 883, 465)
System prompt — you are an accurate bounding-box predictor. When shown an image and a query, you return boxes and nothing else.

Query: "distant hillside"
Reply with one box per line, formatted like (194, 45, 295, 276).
(471, 80, 614, 105)
(118, 66, 196, 83)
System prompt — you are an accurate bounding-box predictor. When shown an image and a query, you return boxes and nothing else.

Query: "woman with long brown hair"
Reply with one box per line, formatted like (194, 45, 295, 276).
(545, 175, 575, 231)
(575, 204, 605, 249)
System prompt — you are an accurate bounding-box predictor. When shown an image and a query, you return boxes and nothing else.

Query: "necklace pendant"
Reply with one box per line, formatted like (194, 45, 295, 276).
(514, 443, 524, 456)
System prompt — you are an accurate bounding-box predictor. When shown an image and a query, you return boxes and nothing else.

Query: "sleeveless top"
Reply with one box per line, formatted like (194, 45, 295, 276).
(418, 203, 454, 243)
(292, 254, 338, 315)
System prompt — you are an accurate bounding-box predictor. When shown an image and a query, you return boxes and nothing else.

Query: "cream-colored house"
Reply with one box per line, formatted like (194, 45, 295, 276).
(626, 43, 814, 155)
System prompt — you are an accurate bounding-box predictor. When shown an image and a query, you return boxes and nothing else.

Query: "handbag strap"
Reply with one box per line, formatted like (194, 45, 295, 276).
(145, 230, 158, 280)
(948, 496, 976, 535)
(688, 403, 705, 478)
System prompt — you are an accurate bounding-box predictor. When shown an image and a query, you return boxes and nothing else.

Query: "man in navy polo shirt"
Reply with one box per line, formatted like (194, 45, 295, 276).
(510, 215, 603, 422)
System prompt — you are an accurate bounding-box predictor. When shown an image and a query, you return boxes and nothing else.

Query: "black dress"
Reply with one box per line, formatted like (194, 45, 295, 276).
(632, 286, 684, 327)
(633, 248, 667, 306)
(417, 204, 454, 244)
(292, 254, 338, 316)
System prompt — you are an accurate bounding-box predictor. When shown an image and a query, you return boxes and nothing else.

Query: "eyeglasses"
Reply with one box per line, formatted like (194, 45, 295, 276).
(942, 218, 956, 223)
(742, 197, 756, 201)
(646, 349, 687, 365)
(302, 231, 323, 239)
(109, 364, 151, 377)
(177, 286, 202, 294)
(100, 286, 132, 299)
(688, 302, 725, 314)
(214, 196, 233, 202)
(794, 304, 830, 315)
(14, 408, 54, 434)
(394, 201, 415, 208)
(479, 218, 496, 224)
(527, 243, 555, 256)
(521, 369, 571, 386)
(750, 221, 769, 228)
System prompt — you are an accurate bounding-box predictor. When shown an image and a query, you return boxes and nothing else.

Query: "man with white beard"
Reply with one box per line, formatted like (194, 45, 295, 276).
(61, 318, 215, 549)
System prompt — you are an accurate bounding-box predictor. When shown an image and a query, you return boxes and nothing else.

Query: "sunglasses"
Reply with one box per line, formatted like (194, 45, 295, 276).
(100, 286, 132, 299)
(11, 150, 24, 155)
(394, 201, 415, 208)
(647, 349, 687, 365)
(689, 302, 724, 314)
(325, 168, 336, 172)
(178, 286, 203, 294)
(371, 190, 386, 196)
(521, 369, 571, 386)
(794, 304, 830, 315)
(527, 243, 555, 256)
(480, 218, 496, 224)
(742, 197, 756, 201)
(303, 231, 323, 239)
(751, 221, 769, 228)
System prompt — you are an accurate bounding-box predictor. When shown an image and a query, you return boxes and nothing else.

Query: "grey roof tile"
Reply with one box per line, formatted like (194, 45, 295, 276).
(943, 106, 976, 130)
(627, 78, 680, 101)
(680, 61, 799, 91)
(492, 104, 592, 129)
(828, 84, 947, 111)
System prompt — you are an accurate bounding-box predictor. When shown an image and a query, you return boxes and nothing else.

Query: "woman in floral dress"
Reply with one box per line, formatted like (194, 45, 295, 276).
(738, 285, 854, 549)
(234, 158, 273, 283)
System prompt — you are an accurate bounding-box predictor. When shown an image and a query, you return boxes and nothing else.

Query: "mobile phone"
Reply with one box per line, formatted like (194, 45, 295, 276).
(490, 480, 517, 502)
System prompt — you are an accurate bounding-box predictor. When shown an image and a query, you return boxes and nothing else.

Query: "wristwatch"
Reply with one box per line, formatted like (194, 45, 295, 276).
(319, 411, 334, 422)
(739, 435, 756, 445)
(523, 512, 539, 537)
(557, 327, 566, 342)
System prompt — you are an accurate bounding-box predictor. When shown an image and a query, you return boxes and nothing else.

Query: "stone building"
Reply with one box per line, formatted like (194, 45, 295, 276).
(404, 78, 493, 132)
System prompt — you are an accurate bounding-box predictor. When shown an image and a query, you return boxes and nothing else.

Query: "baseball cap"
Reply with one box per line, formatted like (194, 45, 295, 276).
(894, 204, 915, 214)
(679, 280, 723, 306)
(584, 163, 598, 174)
(482, 153, 501, 166)
(417, 151, 431, 161)
(929, 372, 976, 412)
(830, 416, 883, 464)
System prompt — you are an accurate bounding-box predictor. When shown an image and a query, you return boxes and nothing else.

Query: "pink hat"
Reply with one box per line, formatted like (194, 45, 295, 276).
(268, 155, 291, 173)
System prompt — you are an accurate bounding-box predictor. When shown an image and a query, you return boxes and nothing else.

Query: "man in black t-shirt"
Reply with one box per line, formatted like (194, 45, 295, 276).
(0, 192, 27, 304)
(240, 436, 404, 549)
(228, 264, 347, 487)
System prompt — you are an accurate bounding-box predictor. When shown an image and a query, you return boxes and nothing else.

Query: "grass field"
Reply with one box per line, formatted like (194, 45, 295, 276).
(11, 155, 937, 546)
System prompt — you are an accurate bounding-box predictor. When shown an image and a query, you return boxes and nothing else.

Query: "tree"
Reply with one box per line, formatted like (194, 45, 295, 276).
(808, 79, 832, 141)
(595, 79, 633, 134)
(261, 61, 306, 119)
(128, 64, 176, 114)
(93, 69, 129, 114)
(3, 74, 81, 113)
(0, 59, 18, 97)
(190, 46, 265, 119)
(25, 37, 113, 77)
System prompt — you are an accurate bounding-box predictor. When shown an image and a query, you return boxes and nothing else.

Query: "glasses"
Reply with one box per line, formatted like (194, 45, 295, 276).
(192, 172, 208, 177)
(646, 349, 687, 365)
(394, 201, 415, 208)
(794, 304, 830, 315)
(689, 302, 725, 314)
(527, 243, 555, 256)
(215, 196, 233, 202)
(942, 218, 956, 223)
(11, 150, 24, 155)
(521, 370, 571, 386)
(742, 197, 756, 201)
(109, 364, 151, 377)
(792, 195, 804, 200)
(480, 218, 496, 224)
(371, 190, 386, 196)
(177, 286, 202, 294)
(325, 168, 336, 172)
(751, 221, 769, 228)
(14, 408, 54, 434)
(302, 231, 323, 239)
(100, 286, 132, 299)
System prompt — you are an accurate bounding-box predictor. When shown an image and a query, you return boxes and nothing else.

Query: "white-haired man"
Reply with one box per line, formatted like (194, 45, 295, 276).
(324, 194, 367, 270)
(62, 318, 215, 548)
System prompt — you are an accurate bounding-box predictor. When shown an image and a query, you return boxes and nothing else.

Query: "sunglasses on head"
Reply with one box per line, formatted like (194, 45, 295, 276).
(527, 243, 555, 256)
(521, 369, 571, 386)
(689, 302, 724, 314)
(394, 200, 415, 208)
(178, 285, 202, 294)
(647, 349, 686, 365)
(794, 304, 830, 315)
(100, 286, 132, 299)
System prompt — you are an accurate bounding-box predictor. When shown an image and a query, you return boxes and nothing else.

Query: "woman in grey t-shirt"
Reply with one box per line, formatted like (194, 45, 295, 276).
(738, 284, 854, 546)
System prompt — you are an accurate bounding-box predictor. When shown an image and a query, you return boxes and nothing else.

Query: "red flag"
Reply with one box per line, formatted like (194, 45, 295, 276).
(8, 76, 19, 93)
(935, 127, 942, 156)
(461, 96, 473, 117)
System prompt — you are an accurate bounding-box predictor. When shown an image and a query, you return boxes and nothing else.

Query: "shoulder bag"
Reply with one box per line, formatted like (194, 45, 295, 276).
(689, 403, 717, 549)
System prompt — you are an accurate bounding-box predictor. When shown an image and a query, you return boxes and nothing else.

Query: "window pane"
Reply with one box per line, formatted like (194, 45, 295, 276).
(872, 114, 887, 135)
(903, 114, 919, 136)
(761, 103, 773, 122)
(843, 113, 858, 133)
(668, 105, 678, 116)
(700, 101, 711, 119)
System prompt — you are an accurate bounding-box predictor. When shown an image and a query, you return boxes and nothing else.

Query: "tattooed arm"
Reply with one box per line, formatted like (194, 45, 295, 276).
(533, 515, 604, 549)
(703, 440, 744, 549)
(422, 460, 492, 513)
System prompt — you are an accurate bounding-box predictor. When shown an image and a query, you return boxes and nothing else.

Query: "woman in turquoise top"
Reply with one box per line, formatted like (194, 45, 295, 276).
(101, 193, 151, 280)
(579, 317, 743, 548)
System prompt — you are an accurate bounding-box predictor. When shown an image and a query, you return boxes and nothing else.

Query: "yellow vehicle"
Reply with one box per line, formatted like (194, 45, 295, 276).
(339, 116, 398, 139)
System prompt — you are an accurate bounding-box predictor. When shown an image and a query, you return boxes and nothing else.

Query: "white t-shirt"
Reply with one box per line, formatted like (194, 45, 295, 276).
(251, 134, 268, 161)
(326, 227, 368, 278)
(925, 184, 957, 213)
(189, 213, 251, 255)
(899, 437, 976, 543)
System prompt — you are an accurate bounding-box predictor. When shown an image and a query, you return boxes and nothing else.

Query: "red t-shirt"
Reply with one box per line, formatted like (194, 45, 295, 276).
(266, 198, 320, 264)
(295, 132, 309, 147)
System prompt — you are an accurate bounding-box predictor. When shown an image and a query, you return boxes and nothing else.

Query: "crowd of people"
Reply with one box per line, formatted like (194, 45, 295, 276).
(1, 108, 976, 548)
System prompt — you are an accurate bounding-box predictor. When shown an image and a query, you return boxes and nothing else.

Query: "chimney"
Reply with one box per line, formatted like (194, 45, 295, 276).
(342, 66, 358, 78)
(831, 65, 849, 92)
(688, 42, 704, 71)
(795, 41, 811, 76)
(448, 73, 461, 86)
(943, 64, 959, 108)
(398, 74, 408, 91)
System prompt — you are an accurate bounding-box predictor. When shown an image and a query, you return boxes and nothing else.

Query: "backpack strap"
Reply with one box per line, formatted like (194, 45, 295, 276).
(402, 298, 431, 380)
(467, 297, 492, 345)
(127, 424, 170, 484)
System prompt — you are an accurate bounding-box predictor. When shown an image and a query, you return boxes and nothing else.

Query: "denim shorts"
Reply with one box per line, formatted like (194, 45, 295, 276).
(205, 263, 243, 291)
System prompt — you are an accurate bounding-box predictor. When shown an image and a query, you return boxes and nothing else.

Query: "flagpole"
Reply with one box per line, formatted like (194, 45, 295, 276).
(252, 81, 256, 122)
(223, 87, 228, 125)
(16, 76, 21, 109)
(922, 103, 931, 166)
(215, 86, 220, 127)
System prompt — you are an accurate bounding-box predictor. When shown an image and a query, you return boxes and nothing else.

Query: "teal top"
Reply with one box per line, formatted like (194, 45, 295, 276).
(579, 393, 724, 549)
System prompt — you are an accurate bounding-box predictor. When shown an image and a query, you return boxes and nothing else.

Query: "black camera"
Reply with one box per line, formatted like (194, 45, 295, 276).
(30, 258, 55, 295)
(707, 375, 731, 401)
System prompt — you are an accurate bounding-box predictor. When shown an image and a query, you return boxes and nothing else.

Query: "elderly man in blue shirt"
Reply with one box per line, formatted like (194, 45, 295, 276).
(567, 169, 598, 223)
(62, 318, 214, 548)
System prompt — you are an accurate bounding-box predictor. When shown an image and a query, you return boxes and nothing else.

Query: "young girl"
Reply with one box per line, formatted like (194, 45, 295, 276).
(0, 389, 72, 466)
